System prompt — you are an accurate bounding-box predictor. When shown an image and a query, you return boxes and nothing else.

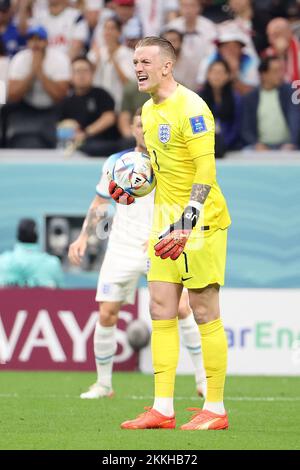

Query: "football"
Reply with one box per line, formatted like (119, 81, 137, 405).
(109, 151, 156, 197)
(126, 319, 151, 351)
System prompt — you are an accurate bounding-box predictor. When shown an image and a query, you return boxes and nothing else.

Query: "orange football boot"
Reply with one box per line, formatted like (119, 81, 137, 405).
(121, 407, 176, 430)
(180, 408, 229, 430)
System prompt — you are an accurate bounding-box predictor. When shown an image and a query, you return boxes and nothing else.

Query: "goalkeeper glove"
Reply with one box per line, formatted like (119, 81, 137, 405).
(154, 204, 201, 260)
(108, 181, 135, 205)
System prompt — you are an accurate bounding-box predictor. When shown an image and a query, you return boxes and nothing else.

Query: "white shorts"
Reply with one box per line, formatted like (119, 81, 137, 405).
(96, 245, 148, 305)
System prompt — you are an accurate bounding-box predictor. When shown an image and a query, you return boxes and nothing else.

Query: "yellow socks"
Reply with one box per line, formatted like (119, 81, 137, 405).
(151, 318, 179, 398)
(198, 318, 227, 403)
(151, 317, 227, 415)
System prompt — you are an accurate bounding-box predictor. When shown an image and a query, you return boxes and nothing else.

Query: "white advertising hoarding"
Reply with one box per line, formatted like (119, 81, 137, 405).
(138, 288, 300, 376)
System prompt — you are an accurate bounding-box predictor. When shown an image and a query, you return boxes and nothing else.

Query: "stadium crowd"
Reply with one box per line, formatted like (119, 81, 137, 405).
(0, 0, 300, 157)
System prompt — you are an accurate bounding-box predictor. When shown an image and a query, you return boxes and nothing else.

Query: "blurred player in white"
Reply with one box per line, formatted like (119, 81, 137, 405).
(68, 108, 206, 399)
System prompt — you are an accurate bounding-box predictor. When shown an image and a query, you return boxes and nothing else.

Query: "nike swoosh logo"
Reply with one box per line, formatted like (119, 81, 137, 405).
(181, 276, 192, 282)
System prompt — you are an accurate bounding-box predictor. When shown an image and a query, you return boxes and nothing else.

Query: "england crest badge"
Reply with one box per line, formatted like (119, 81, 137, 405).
(158, 124, 170, 143)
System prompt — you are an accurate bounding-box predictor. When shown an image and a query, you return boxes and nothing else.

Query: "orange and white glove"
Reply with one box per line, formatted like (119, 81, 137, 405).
(154, 203, 201, 260)
(108, 181, 135, 205)
(154, 229, 191, 260)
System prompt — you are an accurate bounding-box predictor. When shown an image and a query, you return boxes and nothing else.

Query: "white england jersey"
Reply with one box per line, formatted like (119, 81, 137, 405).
(96, 150, 154, 255)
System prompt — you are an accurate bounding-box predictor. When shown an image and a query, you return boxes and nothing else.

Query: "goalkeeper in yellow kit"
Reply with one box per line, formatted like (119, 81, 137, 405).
(109, 37, 231, 430)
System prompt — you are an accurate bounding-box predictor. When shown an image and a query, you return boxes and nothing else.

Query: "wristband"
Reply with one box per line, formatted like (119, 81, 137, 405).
(181, 204, 200, 230)
(159, 202, 202, 239)
(172, 202, 202, 232)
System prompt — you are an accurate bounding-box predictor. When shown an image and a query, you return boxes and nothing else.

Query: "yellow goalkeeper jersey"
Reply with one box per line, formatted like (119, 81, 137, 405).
(142, 84, 231, 238)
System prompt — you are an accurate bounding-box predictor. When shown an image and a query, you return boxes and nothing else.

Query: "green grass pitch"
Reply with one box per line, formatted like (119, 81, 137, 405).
(0, 372, 299, 450)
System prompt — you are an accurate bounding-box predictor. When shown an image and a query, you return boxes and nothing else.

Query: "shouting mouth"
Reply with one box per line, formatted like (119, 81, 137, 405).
(137, 75, 148, 85)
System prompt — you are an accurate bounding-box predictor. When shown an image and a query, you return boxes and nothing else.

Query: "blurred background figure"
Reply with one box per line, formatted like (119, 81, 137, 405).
(225, 0, 270, 55)
(0, 36, 8, 147)
(88, 16, 135, 111)
(199, 59, 243, 157)
(0, 36, 9, 83)
(122, 9, 143, 50)
(0, 31, 8, 147)
(117, 79, 148, 140)
(197, 24, 259, 95)
(162, 28, 202, 91)
(82, 0, 115, 53)
(89, 0, 118, 49)
(0, 0, 26, 57)
(165, 0, 217, 63)
(0, 0, 299, 157)
(30, 0, 49, 17)
(18, 0, 88, 59)
(6, 25, 70, 148)
(252, 0, 300, 23)
(286, 0, 300, 40)
(199, 0, 230, 23)
(7, 26, 71, 148)
(58, 56, 119, 157)
(0, 218, 64, 288)
(263, 17, 300, 83)
(135, 0, 179, 37)
(241, 56, 300, 151)
(82, 0, 103, 53)
(112, 0, 142, 43)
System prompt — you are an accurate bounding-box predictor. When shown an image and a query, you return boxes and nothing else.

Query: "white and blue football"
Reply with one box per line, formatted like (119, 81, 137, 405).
(109, 151, 156, 197)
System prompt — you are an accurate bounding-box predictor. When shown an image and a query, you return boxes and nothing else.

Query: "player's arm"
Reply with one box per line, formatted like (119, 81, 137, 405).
(68, 194, 109, 266)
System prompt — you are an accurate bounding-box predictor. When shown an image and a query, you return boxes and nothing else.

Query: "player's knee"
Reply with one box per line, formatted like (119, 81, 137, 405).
(99, 303, 119, 326)
(190, 304, 216, 325)
(149, 298, 163, 320)
(150, 298, 175, 320)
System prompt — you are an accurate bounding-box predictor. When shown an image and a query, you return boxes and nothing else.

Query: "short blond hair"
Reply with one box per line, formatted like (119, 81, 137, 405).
(135, 36, 176, 63)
